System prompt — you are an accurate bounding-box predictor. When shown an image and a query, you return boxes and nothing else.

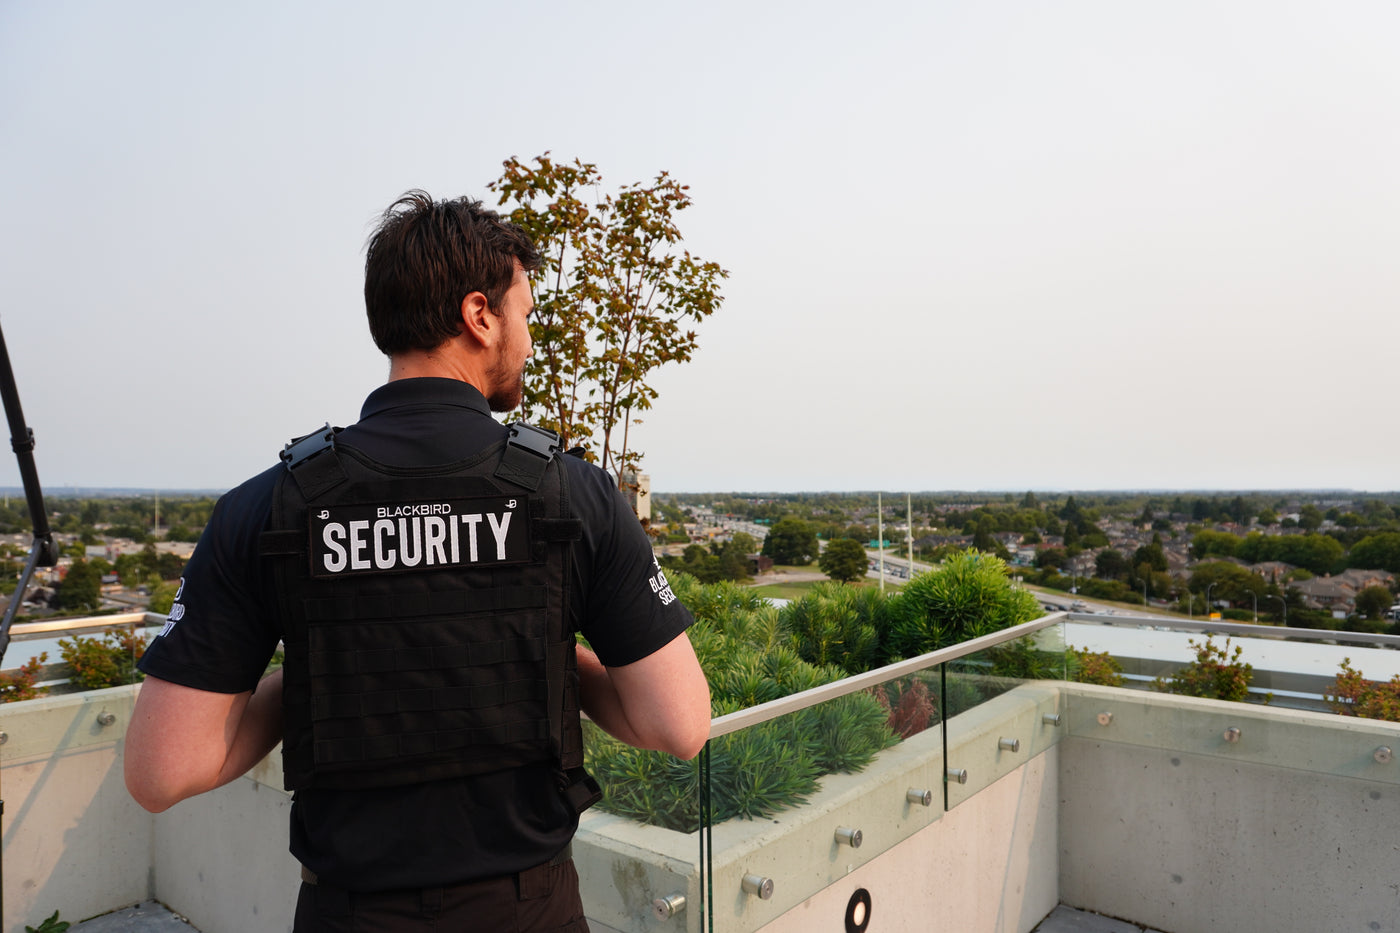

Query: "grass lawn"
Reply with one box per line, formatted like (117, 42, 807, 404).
(749, 581, 822, 600)
(749, 577, 901, 601)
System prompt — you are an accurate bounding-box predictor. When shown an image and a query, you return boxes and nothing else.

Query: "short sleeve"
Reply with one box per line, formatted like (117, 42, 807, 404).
(567, 460, 694, 668)
(138, 467, 284, 693)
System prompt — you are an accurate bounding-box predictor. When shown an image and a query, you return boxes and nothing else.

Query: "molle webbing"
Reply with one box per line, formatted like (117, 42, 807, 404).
(315, 719, 551, 767)
(311, 677, 542, 721)
(308, 637, 544, 677)
(266, 421, 589, 798)
(299, 585, 547, 623)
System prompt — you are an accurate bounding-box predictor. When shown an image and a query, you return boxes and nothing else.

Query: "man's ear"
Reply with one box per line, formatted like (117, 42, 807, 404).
(459, 292, 496, 348)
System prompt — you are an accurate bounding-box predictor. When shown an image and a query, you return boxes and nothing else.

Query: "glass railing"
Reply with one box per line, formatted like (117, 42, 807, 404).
(575, 609, 1400, 932)
(2, 610, 161, 691)
(692, 614, 1066, 932)
(1061, 612, 1400, 708)
(1055, 612, 1400, 786)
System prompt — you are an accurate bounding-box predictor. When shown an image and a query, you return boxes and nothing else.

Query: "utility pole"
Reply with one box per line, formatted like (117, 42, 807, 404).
(877, 492, 885, 594)
(906, 493, 914, 578)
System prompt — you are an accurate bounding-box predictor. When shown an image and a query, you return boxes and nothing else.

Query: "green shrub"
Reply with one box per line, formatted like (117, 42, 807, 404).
(985, 637, 1068, 681)
(585, 572, 894, 829)
(942, 672, 986, 719)
(781, 582, 885, 674)
(883, 550, 1043, 662)
(59, 627, 145, 690)
(25, 910, 70, 933)
(588, 561, 1060, 830)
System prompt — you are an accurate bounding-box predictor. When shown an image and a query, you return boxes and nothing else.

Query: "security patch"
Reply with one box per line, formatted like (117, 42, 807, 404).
(308, 496, 530, 578)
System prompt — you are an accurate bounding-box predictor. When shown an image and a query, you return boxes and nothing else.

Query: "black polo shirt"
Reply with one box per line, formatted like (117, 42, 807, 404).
(139, 377, 693, 890)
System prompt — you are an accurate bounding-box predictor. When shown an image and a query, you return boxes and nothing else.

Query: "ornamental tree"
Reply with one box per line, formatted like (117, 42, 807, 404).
(488, 154, 727, 488)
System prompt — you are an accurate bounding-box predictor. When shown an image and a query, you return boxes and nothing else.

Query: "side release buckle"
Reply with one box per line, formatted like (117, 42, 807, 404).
(506, 422, 562, 460)
(280, 423, 336, 471)
(278, 423, 348, 500)
(495, 422, 562, 492)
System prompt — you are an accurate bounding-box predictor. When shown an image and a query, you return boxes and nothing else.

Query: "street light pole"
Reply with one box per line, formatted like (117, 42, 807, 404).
(1265, 593, 1287, 626)
(1206, 582, 1218, 618)
(1251, 591, 1258, 623)
(1141, 579, 1148, 607)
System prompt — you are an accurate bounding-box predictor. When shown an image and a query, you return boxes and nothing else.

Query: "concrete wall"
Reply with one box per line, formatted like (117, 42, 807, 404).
(1, 686, 148, 933)
(759, 748, 1059, 933)
(0, 685, 299, 933)
(149, 751, 299, 933)
(1057, 683, 1400, 933)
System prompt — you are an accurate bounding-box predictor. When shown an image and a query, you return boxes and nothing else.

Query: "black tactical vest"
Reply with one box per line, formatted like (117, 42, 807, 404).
(258, 422, 599, 812)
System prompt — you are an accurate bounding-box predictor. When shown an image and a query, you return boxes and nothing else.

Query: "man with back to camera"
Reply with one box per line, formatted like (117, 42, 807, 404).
(124, 190, 712, 932)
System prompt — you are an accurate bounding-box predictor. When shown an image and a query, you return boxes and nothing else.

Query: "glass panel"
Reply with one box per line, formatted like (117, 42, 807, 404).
(1058, 620, 1400, 786)
(695, 664, 946, 933)
(943, 624, 1069, 809)
(1062, 618, 1216, 692)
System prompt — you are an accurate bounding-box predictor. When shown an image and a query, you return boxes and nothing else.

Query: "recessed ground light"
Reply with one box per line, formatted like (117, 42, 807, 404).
(845, 888, 872, 933)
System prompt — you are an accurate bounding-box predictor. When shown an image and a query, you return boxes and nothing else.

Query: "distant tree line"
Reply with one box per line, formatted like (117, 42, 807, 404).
(0, 495, 215, 543)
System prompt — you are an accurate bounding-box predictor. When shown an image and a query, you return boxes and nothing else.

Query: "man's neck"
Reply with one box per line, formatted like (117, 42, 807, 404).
(387, 343, 487, 390)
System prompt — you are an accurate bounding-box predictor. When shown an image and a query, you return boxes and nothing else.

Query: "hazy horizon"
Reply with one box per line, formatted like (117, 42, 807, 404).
(4, 2, 1397, 492)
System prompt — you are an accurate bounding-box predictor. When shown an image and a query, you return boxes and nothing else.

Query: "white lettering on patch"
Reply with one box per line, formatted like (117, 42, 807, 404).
(647, 566, 676, 605)
(159, 577, 187, 637)
(308, 496, 528, 578)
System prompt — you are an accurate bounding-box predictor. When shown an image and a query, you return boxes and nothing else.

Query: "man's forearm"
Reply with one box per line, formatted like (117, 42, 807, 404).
(576, 636, 711, 760)
(576, 645, 647, 747)
(213, 669, 284, 787)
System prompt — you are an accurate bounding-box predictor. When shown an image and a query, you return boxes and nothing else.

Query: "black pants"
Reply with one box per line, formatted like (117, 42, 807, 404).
(293, 858, 590, 932)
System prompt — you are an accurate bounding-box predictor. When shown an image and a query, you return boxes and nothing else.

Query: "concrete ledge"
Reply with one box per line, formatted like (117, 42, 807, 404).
(1060, 682, 1400, 784)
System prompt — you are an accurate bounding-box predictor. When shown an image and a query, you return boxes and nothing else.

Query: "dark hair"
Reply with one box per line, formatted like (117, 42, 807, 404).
(363, 190, 541, 355)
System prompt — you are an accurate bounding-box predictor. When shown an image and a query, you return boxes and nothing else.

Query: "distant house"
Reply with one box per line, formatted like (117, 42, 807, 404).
(1249, 561, 1296, 583)
(1066, 553, 1096, 576)
(1288, 576, 1356, 616)
(1332, 568, 1395, 593)
(914, 534, 973, 550)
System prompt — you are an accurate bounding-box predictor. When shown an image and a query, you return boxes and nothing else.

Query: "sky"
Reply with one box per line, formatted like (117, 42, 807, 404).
(1, 1, 1397, 495)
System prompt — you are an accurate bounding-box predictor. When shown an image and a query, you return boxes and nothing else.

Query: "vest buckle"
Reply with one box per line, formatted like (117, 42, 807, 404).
(280, 423, 336, 471)
(506, 422, 561, 461)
